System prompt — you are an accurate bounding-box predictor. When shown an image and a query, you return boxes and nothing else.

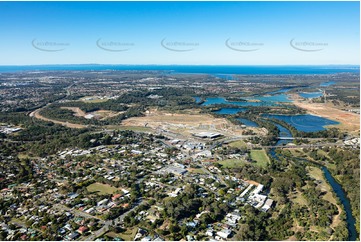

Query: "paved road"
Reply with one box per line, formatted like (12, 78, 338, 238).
(255, 142, 345, 149)
(54, 204, 104, 223)
(82, 198, 144, 241)
(0, 138, 30, 143)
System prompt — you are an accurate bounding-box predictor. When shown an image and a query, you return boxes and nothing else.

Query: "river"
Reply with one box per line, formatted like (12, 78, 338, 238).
(199, 91, 357, 239)
(268, 123, 357, 240)
(322, 167, 357, 241)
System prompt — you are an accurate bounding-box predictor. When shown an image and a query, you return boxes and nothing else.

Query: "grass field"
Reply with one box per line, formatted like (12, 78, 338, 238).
(87, 182, 120, 195)
(218, 159, 246, 168)
(307, 166, 342, 228)
(285, 148, 337, 170)
(228, 140, 247, 148)
(288, 189, 308, 206)
(107, 227, 137, 241)
(307, 167, 337, 204)
(18, 153, 31, 159)
(287, 148, 308, 158)
(187, 168, 206, 174)
(250, 149, 270, 168)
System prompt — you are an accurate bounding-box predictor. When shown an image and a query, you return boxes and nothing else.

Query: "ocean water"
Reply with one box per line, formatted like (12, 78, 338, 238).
(0, 65, 359, 74)
(263, 114, 339, 132)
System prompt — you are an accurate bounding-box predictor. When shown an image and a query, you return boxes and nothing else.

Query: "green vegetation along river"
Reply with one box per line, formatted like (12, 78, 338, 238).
(269, 123, 357, 240)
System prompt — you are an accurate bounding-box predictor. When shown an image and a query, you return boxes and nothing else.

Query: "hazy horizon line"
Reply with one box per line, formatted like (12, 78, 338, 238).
(0, 64, 359, 67)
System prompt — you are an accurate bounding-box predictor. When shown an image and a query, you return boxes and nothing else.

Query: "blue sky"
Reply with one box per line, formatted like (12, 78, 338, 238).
(0, 1, 359, 65)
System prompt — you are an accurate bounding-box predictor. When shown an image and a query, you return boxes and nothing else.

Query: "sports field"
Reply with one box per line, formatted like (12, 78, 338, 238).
(87, 182, 120, 195)
(250, 149, 270, 168)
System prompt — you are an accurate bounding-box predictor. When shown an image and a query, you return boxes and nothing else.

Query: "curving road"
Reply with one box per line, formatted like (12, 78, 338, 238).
(82, 198, 144, 241)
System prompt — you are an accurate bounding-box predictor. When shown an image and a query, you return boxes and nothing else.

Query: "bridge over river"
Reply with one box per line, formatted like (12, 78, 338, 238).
(278, 137, 294, 140)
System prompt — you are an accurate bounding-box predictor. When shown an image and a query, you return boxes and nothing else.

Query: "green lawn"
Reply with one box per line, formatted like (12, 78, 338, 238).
(18, 153, 31, 159)
(289, 189, 308, 206)
(307, 166, 338, 205)
(117, 227, 138, 241)
(218, 159, 246, 168)
(250, 149, 270, 168)
(188, 168, 206, 174)
(288, 148, 307, 157)
(228, 140, 247, 148)
(87, 182, 120, 195)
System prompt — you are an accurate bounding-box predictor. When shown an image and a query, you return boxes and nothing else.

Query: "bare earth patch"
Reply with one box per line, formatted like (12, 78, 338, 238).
(244, 180, 260, 186)
(95, 109, 124, 119)
(61, 107, 122, 120)
(122, 109, 226, 126)
(61, 107, 86, 117)
(121, 109, 246, 138)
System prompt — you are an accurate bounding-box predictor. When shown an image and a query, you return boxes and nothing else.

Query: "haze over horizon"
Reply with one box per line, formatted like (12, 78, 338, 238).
(0, 1, 359, 65)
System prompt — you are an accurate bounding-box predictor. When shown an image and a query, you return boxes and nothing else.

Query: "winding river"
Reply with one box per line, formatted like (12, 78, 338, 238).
(322, 167, 357, 241)
(199, 89, 357, 240)
(269, 123, 357, 240)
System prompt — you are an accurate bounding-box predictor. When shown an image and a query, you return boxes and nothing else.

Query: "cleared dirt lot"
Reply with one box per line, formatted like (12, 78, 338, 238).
(121, 109, 246, 137)
(122, 109, 229, 126)
(95, 109, 123, 119)
(61, 107, 86, 117)
(61, 107, 122, 120)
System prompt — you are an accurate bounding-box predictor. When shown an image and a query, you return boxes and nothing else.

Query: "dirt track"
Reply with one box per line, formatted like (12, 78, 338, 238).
(29, 109, 87, 129)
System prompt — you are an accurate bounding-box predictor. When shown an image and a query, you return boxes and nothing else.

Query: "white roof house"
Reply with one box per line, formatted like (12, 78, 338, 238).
(251, 184, 264, 195)
(216, 229, 232, 239)
(261, 198, 274, 212)
(97, 198, 108, 207)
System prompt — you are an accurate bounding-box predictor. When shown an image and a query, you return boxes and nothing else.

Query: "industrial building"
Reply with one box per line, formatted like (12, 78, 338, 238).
(192, 132, 222, 139)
